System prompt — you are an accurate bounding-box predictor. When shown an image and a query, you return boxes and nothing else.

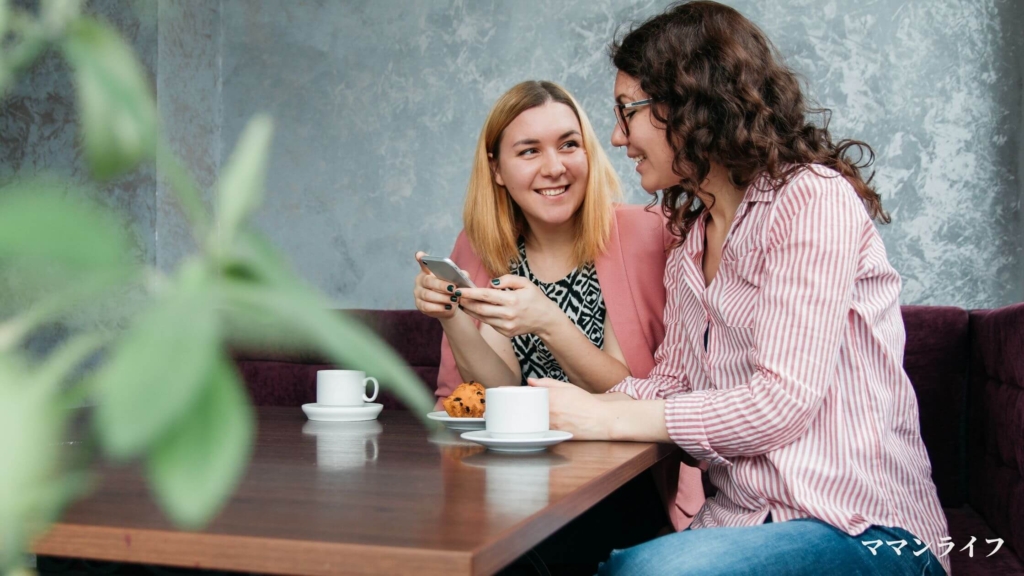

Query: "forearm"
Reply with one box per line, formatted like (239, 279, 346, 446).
(606, 399, 671, 442)
(440, 311, 519, 387)
(538, 314, 631, 393)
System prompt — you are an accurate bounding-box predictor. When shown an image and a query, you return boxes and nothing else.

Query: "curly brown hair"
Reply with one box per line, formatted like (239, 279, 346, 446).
(610, 1, 889, 244)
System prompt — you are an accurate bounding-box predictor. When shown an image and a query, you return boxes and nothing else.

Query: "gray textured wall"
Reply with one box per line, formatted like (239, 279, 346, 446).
(1019, 5, 1024, 310)
(0, 0, 157, 326)
(2, 0, 1022, 312)
(156, 0, 222, 271)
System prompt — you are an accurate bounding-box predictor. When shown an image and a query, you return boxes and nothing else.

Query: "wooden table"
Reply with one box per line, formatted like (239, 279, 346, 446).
(33, 407, 679, 576)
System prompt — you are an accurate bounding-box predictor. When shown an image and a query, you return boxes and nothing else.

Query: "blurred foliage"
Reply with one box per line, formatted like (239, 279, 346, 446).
(0, 1, 435, 572)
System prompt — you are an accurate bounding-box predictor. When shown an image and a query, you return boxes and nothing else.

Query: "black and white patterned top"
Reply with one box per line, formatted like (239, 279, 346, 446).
(509, 238, 606, 383)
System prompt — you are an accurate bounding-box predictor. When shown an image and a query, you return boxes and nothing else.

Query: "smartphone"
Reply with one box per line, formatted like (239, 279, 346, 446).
(420, 255, 476, 288)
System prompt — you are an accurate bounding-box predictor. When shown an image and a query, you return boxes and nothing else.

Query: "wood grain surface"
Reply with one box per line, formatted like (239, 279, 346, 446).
(33, 408, 679, 576)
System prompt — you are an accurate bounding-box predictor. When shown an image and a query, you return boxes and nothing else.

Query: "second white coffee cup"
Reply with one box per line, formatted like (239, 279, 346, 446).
(317, 370, 379, 406)
(485, 386, 549, 439)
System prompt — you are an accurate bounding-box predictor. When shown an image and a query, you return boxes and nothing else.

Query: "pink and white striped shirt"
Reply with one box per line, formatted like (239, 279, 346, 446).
(610, 165, 950, 574)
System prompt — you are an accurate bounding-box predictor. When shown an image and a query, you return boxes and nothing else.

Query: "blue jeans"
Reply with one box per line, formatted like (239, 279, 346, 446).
(597, 518, 946, 576)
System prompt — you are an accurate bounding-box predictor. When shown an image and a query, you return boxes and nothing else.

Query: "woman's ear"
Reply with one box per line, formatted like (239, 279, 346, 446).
(488, 153, 505, 187)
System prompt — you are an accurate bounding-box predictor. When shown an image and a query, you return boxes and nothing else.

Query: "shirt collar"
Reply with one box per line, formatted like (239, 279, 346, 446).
(679, 172, 775, 257)
(743, 171, 778, 204)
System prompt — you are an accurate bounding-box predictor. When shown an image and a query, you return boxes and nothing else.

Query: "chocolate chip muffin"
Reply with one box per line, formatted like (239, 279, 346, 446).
(442, 382, 486, 418)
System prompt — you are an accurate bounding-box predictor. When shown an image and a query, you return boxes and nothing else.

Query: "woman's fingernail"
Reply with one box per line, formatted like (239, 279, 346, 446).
(445, 304, 452, 310)
(491, 279, 500, 285)
(454, 290, 462, 297)
(447, 285, 454, 292)
(450, 296, 458, 302)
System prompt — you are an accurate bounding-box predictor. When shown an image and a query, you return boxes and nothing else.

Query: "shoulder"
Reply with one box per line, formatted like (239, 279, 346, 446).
(611, 203, 673, 251)
(612, 203, 667, 236)
(776, 165, 862, 210)
(765, 165, 872, 245)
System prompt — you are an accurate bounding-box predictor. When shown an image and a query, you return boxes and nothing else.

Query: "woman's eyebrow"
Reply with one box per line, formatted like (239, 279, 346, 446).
(510, 130, 580, 148)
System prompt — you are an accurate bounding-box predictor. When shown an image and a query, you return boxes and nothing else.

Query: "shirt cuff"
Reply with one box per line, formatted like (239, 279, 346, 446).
(608, 375, 668, 400)
(608, 377, 640, 399)
(665, 393, 732, 467)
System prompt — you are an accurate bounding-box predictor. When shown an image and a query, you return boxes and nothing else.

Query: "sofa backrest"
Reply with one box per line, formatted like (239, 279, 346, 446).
(901, 306, 970, 507)
(234, 306, 972, 507)
(234, 310, 442, 410)
(967, 303, 1024, 562)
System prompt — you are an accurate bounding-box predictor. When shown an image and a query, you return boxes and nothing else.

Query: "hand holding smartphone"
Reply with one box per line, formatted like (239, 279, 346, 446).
(419, 255, 476, 288)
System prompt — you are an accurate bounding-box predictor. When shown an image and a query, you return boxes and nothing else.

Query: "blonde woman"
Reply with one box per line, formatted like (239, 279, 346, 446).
(413, 80, 704, 531)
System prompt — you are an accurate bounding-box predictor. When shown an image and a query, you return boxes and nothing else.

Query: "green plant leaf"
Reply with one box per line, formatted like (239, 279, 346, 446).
(61, 17, 156, 179)
(0, 185, 136, 276)
(146, 356, 253, 529)
(222, 279, 434, 417)
(0, 357, 64, 570)
(40, 0, 81, 37)
(2, 7, 48, 81)
(215, 116, 273, 249)
(95, 259, 219, 459)
(226, 230, 303, 289)
(218, 231, 318, 349)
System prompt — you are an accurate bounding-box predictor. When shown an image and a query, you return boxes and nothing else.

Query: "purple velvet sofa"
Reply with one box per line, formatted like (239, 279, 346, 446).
(235, 304, 1024, 576)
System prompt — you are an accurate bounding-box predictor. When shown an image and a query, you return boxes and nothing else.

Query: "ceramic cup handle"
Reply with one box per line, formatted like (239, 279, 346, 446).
(363, 376, 379, 402)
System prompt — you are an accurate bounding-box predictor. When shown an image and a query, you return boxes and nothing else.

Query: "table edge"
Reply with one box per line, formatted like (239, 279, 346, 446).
(34, 439, 681, 576)
(33, 524, 472, 576)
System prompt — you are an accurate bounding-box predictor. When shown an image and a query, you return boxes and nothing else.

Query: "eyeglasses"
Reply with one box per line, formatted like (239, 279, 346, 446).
(613, 99, 654, 137)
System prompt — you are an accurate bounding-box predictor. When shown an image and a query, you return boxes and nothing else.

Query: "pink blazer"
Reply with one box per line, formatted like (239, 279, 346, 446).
(434, 204, 705, 531)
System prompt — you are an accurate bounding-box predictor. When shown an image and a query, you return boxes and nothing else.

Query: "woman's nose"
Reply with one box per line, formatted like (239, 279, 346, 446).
(611, 122, 628, 147)
(540, 151, 566, 178)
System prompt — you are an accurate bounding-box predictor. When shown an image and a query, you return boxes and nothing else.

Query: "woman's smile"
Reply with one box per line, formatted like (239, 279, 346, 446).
(536, 185, 568, 197)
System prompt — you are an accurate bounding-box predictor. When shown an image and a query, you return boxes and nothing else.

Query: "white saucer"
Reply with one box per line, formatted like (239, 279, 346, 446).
(460, 430, 573, 453)
(426, 411, 485, 431)
(302, 402, 383, 422)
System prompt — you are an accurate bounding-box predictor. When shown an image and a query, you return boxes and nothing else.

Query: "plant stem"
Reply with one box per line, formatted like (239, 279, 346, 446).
(156, 141, 211, 247)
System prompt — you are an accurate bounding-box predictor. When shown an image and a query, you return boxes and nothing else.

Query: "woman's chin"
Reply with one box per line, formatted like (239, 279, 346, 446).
(523, 211, 576, 230)
(639, 179, 661, 195)
(640, 174, 675, 195)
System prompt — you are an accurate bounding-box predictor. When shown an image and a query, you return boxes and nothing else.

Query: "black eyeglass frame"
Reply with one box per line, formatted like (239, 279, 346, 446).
(614, 98, 655, 137)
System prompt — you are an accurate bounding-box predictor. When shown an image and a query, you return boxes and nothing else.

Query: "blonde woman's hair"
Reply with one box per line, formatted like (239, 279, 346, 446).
(463, 80, 622, 277)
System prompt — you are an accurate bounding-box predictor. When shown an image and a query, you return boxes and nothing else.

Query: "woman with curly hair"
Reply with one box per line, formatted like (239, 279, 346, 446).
(529, 2, 950, 574)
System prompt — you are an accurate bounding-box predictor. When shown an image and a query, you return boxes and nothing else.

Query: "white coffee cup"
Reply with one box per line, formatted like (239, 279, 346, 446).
(484, 386, 549, 439)
(316, 370, 379, 406)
